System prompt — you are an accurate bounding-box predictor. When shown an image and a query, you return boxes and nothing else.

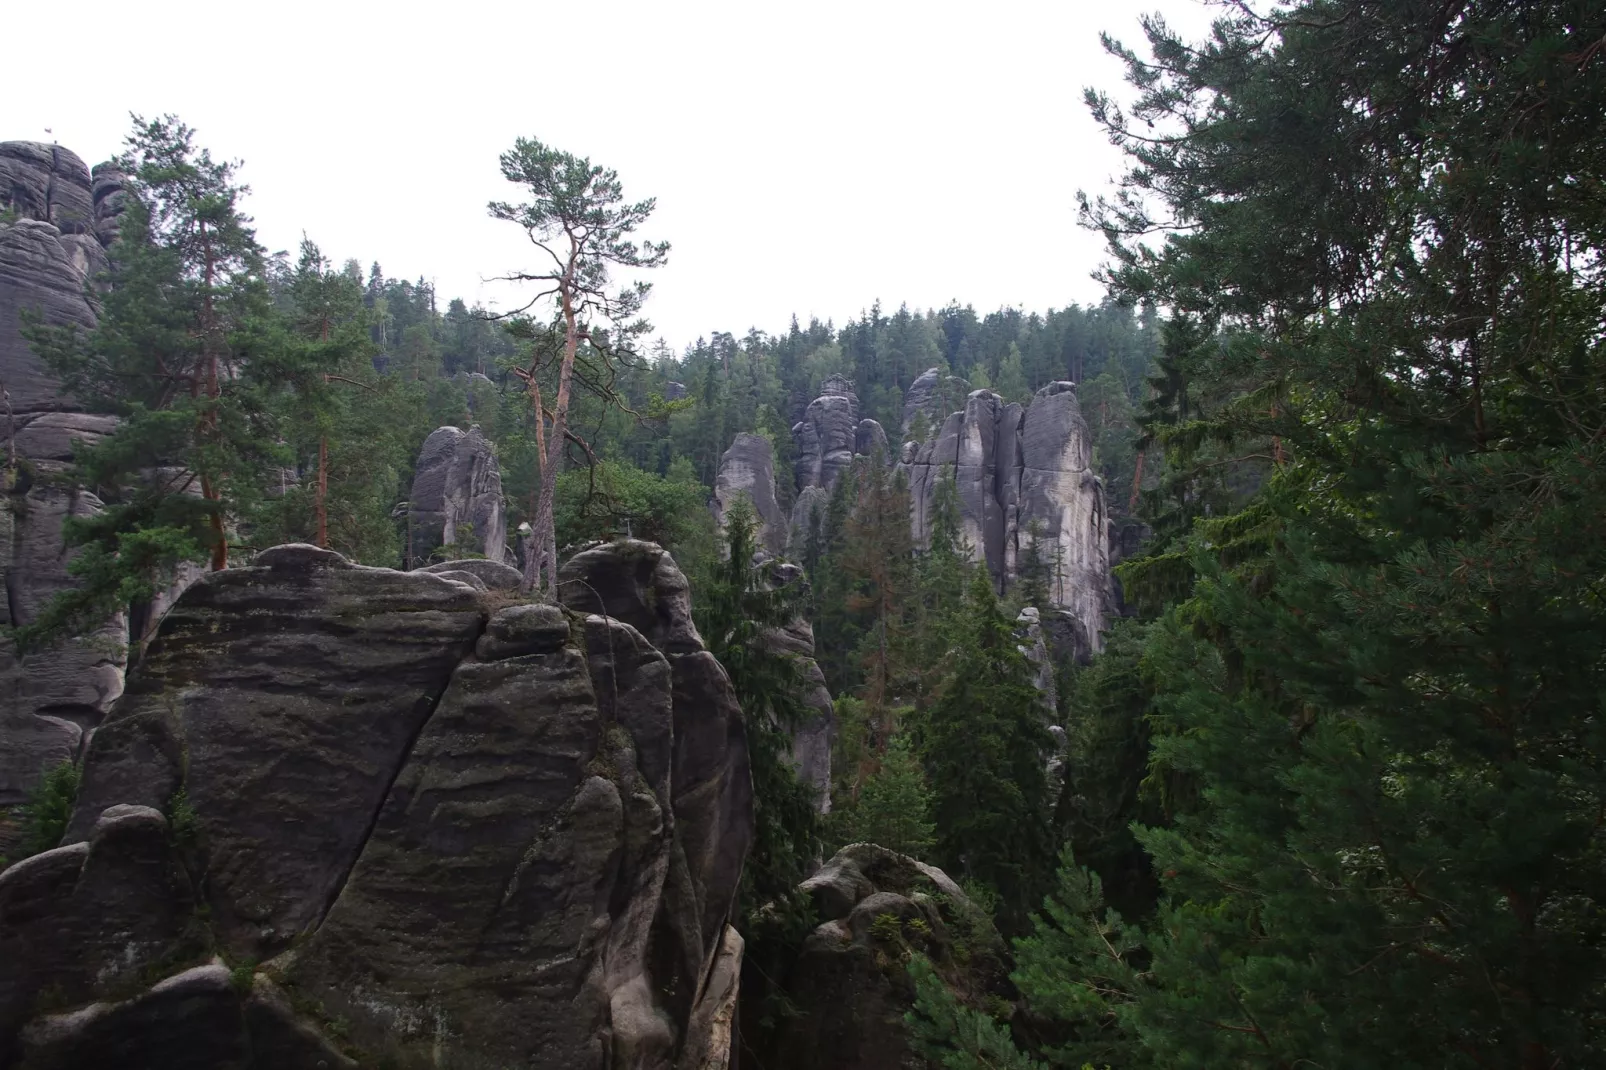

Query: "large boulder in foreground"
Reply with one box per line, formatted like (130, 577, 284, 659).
(0, 541, 754, 1070)
(740, 843, 1007, 1070)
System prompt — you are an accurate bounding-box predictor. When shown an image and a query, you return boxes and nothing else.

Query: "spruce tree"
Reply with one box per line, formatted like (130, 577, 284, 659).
(1080, 2, 1606, 1064)
(912, 465, 970, 708)
(691, 499, 821, 910)
(832, 732, 935, 858)
(922, 569, 1055, 928)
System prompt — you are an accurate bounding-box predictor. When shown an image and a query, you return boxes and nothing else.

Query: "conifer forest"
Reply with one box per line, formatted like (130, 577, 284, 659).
(1, 2, 1604, 1068)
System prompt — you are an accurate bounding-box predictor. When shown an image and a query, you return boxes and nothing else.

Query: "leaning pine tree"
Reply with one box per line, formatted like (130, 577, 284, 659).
(488, 137, 669, 596)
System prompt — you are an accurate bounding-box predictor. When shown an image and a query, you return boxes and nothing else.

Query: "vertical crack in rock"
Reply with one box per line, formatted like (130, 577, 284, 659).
(899, 373, 1113, 658)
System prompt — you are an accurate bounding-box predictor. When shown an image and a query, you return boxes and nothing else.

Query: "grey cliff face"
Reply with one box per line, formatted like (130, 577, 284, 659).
(1, 142, 137, 816)
(405, 424, 509, 567)
(902, 378, 1113, 657)
(712, 431, 787, 556)
(1, 541, 755, 1070)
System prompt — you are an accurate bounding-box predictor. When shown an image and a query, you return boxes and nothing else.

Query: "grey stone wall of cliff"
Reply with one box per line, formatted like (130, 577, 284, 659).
(0, 540, 754, 1070)
(712, 431, 787, 556)
(900, 371, 1113, 658)
(404, 424, 509, 567)
(0, 142, 135, 813)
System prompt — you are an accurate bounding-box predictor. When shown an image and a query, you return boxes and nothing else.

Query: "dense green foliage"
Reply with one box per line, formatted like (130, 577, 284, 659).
(911, 2, 1606, 1068)
(921, 570, 1056, 929)
(3, 761, 81, 864)
(691, 500, 822, 911)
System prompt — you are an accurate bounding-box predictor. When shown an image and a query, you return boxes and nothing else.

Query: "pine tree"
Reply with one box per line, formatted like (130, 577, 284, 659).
(911, 465, 970, 708)
(1067, 1, 1606, 1064)
(994, 341, 1030, 403)
(832, 732, 935, 858)
(843, 446, 914, 728)
(18, 115, 287, 643)
(691, 499, 821, 910)
(922, 569, 1055, 928)
(490, 137, 669, 596)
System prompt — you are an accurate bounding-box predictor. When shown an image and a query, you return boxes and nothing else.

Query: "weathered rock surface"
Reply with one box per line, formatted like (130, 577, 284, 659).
(792, 373, 860, 493)
(405, 424, 508, 567)
(762, 562, 835, 813)
(0, 144, 95, 240)
(1, 540, 754, 1069)
(1015, 606, 1057, 715)
(419, 555, 524, 590)
(1, 145, 137, 815)
(743, 844, 1005, 1070)
(787, 485, 829, 557)
(66, 544, 487, 956)
(902, 374, 1113, 657)
(713, 431, 787, 555)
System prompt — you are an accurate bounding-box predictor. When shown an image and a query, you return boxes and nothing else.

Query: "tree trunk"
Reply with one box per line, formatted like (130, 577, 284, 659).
(524, 271, 579, 597)
(521, 374, 550, 592)
(316, 435, 329, 547)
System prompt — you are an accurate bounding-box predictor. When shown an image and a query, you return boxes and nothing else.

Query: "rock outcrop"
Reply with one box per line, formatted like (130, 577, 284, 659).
(405, 424, 508, 567)
(791, 374, 891, 494)
(1, 143, 134, 815)
(792, 373, 860, 493)
(762, 563, 835, 812)
(1, 541, 754, 1069)
(741, 843, 1006, 1070)
(712, 431, 787, 556)
(1015, 606, 1057, 715)
(902, 374, 1113, 658)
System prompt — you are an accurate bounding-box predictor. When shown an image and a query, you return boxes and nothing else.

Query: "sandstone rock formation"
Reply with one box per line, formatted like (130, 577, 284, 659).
(1015, 605, 1057, 715)
(792, 373, 861, 493)
(787, 375, 894, 547)
(742, 843, 1006, 1070)
(902, 374, 1113, 658)
(405, 424, 508, 567)
(762, 562, 835, 812)
(712, 431, 787, 556)
(1, 143, 134, 815)
(1, 541, 753, 1069)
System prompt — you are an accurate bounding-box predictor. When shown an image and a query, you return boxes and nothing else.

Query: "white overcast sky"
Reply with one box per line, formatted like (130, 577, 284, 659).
(7, 0, 1216, 351)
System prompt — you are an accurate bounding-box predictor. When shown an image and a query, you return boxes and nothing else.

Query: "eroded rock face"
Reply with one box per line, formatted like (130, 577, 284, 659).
(743, 844, 1005, 1070)
(1, 144, 136, 815)
(792, 374, 861, 493)
(0, 541, 753, 1070)
(902, 375, 1113, 657)
(405, 425, 508, 567)
(762, 562, 835, 813)
(713, 432, 787, 556)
